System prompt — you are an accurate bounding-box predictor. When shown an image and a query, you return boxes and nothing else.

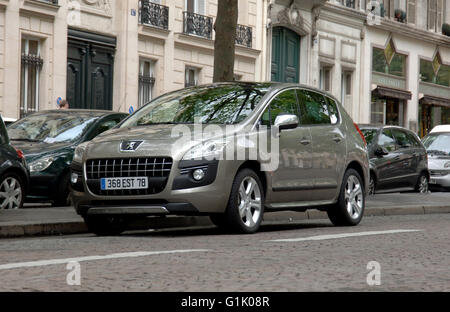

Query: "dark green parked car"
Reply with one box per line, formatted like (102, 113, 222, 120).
(7, 110, 128, 206)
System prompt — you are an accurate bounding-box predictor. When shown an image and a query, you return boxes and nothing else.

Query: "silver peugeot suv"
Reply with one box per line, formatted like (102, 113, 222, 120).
(70, 83, 369, 235)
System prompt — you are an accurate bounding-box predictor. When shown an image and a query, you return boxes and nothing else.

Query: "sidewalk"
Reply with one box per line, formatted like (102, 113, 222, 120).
(1, 193, 449, 238)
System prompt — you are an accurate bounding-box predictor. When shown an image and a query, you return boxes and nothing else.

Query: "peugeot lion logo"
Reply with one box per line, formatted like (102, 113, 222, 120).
(120, 140, 144, 152)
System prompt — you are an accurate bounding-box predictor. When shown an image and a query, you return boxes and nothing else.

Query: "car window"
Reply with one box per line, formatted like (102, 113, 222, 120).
(392, 129, 414, 149)
(378, 128, 396, 152)
(406, 131, 421, 148)
(95, 119, 120, 137)
(297, 90, 331, 125)
(260, 89, 299, 127)
(361, 129, 378, 146)
(325, 97, 339, 124)
(0, 118, 8, 145)
(423, 133, 450, 156)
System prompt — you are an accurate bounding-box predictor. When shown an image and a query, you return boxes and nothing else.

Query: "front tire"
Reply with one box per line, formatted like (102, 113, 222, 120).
(223, 169, 264, 234)
(327, 169, 365, 226)
(0, 172, 25, 210)
(415, 173, 429, 194)
(84, 215, 126, 236)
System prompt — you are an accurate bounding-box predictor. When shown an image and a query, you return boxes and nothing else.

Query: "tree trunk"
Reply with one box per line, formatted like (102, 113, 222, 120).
(213, 0, 238, 82)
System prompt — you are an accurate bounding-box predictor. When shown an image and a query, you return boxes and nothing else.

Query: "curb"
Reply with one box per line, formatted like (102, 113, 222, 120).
(1, 206, 449, 238)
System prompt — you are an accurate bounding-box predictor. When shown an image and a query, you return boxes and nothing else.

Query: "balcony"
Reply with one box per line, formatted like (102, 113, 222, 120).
(183, 11, 213, 39)
(139, 0, 169, 30)
(236, 24, 252, 48)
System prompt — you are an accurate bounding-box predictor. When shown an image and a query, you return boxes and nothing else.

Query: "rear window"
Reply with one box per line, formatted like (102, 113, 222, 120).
(361, 129, 378, 145)
(0, 118, 8, 145)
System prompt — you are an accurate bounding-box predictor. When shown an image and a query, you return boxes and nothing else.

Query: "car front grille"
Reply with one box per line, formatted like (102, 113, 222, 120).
(430, 170, 450, 177)
(85, 157, 173, 196)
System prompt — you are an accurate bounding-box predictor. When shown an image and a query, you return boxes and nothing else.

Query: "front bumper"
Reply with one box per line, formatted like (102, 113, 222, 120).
(429, 172, 450, 188)
(71, 159, 241, 217)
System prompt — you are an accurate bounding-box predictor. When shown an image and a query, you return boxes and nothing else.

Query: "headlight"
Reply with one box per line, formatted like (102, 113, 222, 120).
(182, 140, 227, 161)
(29, 157, 54, 173)
(73, 142, 89, 164)
(445, 162, 450, 169)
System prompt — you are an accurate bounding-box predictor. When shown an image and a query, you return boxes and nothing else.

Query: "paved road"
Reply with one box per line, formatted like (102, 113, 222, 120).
(0, 214, 448, 291)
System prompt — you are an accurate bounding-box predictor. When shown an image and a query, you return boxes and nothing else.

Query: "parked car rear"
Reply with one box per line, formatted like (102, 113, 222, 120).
(422, 129, 450, 191)
(361, 125, 429, 195)
(0, 116, 29, 210)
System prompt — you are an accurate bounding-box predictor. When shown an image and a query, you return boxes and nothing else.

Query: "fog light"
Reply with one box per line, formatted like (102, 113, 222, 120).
(70, 173, 79, 184)
(193, 169, 206, 181)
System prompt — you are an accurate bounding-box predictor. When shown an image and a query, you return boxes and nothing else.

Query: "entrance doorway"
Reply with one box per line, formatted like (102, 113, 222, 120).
(271, 27, 300, 83)
(67, 29, 116, 110)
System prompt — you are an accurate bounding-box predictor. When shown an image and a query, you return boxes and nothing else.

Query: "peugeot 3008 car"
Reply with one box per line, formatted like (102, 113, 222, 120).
(360, 125, 429, 195)
(71, 83, 369, 235)
(0, 116, 29, 210)
(422, 128, 450, 190)
(8, 110, 128, 206)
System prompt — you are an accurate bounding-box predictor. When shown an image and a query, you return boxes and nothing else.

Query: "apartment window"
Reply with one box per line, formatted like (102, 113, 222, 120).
(185, 67, 199, 87)
(336, 0, 356, 8)
(186, 0, 205, 14)
(341, 71, 352, 108)
(138, 59, 155, 108)
(320, 66, 332, 92)
(428, 0, 444, 32)
(20, 38, 43, 118)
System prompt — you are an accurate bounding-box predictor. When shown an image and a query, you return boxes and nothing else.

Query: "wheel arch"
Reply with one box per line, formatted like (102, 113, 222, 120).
(236, 160, 268, 196)
(346, 160, 367, 190)
(1, 167, 29, 193)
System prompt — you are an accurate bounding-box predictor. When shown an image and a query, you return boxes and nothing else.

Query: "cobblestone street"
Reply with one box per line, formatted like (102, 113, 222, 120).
(0, 214, 448, 292)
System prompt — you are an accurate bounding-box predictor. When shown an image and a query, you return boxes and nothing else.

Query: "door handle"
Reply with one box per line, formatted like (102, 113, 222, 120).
(300, 138, 311, 145)
(394, 156, 400, 161)
(333, 137, 342, 143)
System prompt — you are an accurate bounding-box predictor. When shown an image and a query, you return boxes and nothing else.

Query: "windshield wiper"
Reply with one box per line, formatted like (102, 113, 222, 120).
(10, 138, 42, 143)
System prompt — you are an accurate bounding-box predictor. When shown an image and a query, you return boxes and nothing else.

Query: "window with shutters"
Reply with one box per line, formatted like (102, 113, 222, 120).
(428, 0, 444, 32)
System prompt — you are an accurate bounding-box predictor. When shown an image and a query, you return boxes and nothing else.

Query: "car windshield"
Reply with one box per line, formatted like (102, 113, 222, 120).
(8, 113, 98, 144)
(120, 84, 270, 127)
(361, 129, 378, 145)
(423, 133, 450, 156)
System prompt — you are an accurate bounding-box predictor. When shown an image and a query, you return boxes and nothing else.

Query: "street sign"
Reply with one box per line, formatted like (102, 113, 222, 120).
(129, 106, 135, 114)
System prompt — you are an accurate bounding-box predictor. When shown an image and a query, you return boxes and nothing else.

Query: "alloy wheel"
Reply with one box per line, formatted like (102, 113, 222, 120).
(0, 177, 23, 210)
(418, 175, 429, 194)
(238, 177, 262, 228)
(368, 175, 375, 195)
(344, 175, 364, 220)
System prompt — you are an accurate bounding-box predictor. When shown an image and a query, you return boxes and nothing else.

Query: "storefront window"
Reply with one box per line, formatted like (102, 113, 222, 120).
(372, 47, 406, 77)
(371, 94, 405, 126)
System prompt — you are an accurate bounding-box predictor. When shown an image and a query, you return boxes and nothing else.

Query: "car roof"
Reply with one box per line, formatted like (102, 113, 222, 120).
(430, 125, 450, 133)
(359, 125, 410, 131)
(23, 109, 127, 118)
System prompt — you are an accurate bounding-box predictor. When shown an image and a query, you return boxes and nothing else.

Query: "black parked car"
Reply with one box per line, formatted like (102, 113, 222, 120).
(7, 110, 128, 206)
(0, 116, 29, 210)
(360, 125, 429, 195)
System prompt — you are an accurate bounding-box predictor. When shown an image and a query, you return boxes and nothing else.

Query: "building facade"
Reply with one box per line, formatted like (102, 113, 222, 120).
(0, 0, 265, 119)
(1, 0, 449, 137)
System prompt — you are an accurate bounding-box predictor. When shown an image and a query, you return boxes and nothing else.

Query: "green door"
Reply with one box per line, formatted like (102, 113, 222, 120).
(271, 27, 300, 83)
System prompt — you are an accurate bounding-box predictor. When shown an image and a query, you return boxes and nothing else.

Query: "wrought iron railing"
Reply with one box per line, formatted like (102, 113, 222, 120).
(139, 0, 169, 30)
(236, 24, 252, 48)
(183, 11, 213, 39)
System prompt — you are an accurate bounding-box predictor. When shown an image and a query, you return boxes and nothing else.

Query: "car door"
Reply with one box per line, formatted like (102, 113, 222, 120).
(261, 88, 314, 203)
(374, 128, 402, 190)
(391, 128, 420, 187)
(296, 90, 346, 201)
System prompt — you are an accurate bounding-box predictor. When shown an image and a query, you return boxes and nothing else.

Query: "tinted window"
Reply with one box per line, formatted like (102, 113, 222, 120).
(378, 129, 396, 152)
(297, 90, 331, 125)
(261, 89, 299, 127)
(392, 129, 415, 148)
(406, 132, 421, 148)
(361, 129, 378, 146)
(95, 118, 120, 137)
(325, 97, 339, 124)
(0, 118, 8, 145)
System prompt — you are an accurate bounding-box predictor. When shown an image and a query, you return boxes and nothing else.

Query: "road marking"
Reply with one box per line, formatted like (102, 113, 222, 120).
(267, 229, 423, 243)
(0, 249, 211, 271)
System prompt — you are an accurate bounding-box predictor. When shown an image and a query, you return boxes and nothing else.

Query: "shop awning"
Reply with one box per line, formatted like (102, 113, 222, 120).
(372, 86, 412, 100)
(420, 95, 450, 108)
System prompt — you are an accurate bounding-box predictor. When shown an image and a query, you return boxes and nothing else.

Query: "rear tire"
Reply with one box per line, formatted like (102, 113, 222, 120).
(0, 172, 25, 210)
(223, 169, 264, 234)
(368, 173, 376, 195)
(84, 215, 126, 236)
(415, 173, 429, 194)
(327, 169, 365, 226)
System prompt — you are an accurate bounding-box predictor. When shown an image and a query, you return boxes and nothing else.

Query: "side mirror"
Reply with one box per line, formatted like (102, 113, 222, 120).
(375, 146, 389, 157)
(274, 114, 299, 131)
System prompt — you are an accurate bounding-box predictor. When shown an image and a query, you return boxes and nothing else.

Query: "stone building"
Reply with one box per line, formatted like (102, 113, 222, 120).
(0, 0, 264, 119)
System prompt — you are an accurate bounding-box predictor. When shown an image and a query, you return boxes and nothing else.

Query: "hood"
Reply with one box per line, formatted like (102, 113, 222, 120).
(10, 140, 74, 162)
(85, 124, 246, 161)
(428, 157, 450, 170)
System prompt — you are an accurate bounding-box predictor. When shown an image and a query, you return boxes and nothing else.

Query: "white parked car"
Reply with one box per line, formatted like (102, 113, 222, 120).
(0, 116, 17, 127)
(423, 128, 450, 191)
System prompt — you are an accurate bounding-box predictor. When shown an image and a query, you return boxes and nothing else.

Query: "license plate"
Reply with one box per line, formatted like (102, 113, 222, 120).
(429, 179, 437, 185)
(101, 177, 148, 190)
